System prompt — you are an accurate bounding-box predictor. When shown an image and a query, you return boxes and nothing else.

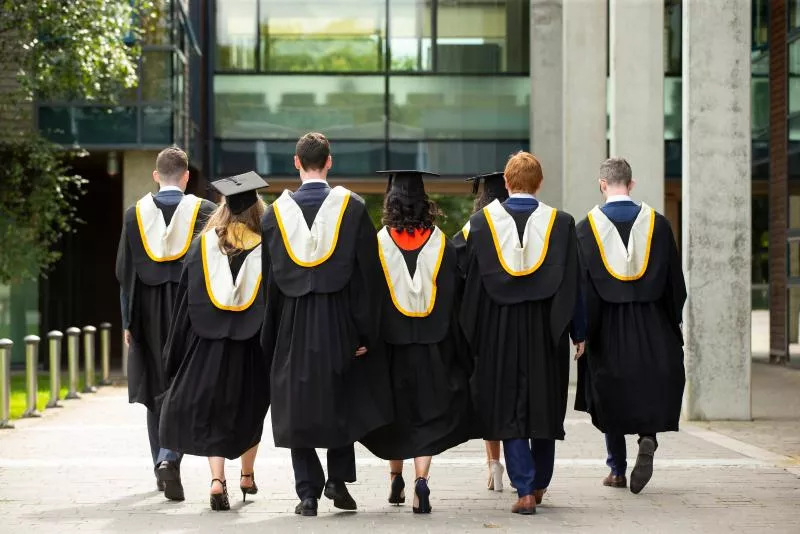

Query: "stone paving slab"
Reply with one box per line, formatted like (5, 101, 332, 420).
(0, 387, 799, 533)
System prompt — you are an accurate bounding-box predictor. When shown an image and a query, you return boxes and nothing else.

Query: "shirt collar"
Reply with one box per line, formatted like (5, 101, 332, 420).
(509, 193, 536, 200)
(606, 194, 633, 204)
(301, 178, 328, 186)
(159, 185, 183, 193)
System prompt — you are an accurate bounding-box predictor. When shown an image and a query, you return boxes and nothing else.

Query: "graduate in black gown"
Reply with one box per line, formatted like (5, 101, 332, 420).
(160, 172, 270, 511)
(261, 133, 392, 517)
(115, 147, 216, 501)
(360, 170, 474, 514)
(574, 158, 686, 495)
(455, 171, 510, 493)
(460, 151, 585, 515)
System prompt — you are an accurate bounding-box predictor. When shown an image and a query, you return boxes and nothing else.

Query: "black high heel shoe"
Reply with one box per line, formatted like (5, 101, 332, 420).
(240, 472, 258, 502)
(412, 477, 431, 514)
(388, 472, 405, 505)
(209, 479, 230, 511)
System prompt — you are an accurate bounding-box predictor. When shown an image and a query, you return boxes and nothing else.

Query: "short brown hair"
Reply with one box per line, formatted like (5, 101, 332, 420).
(156, 146, 188, 184)
(295, 132, 330, 171)
(503, 151, 543, 194)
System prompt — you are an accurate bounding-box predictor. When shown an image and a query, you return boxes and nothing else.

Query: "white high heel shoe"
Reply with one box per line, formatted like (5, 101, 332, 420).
(487, 460, 504, 492)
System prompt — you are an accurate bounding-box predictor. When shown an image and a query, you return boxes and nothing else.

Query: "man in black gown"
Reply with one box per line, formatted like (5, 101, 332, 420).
(261, 132, 392, 517)
(115, 147, 216, 500)
(460, 151, 585, 515)
(575, 158, 686, 494)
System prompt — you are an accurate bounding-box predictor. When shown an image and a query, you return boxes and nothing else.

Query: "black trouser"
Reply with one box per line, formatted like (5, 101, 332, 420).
(291, 445, 357, 500)
(146, 405, 181, 467)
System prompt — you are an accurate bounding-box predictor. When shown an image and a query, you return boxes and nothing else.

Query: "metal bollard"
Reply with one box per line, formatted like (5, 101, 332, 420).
(46, 331, 63, 409)
(99, 322, 112, 386)
(65, 327, 81, 400)
(0, 339, 13, 429)
(82, 325, 97, 393)
(22, 335, 42, 418)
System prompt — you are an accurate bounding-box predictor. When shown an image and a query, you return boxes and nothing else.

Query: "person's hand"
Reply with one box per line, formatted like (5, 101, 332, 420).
(355, 346, 368, 357)
(573, 341, 585, 360)
(124, 330, 132, 346)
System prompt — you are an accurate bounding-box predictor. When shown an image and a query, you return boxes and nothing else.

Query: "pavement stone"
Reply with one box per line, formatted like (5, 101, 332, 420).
(0, 385, 799, 533)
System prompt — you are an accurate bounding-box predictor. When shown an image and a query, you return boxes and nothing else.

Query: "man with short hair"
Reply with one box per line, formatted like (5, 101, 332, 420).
(261, 132, 392, 517)
(575, 157, 686, 495)
(460, 151, 585, 515)
(116, 146, 216, 500)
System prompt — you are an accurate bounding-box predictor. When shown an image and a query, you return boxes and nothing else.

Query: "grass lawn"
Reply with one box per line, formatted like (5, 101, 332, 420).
(7, 373, 93, 420)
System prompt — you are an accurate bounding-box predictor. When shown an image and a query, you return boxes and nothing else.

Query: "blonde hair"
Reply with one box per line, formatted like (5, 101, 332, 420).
(504, 151, 543, 194)
(202, 198, 266, 256)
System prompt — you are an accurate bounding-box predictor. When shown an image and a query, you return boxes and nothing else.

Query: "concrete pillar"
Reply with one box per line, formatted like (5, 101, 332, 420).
(562, 0, 607, 218)
(122, 151, 159, 212)
(530, 0, 562, 208)
(682, 0, 751, 420)
(608, 0, 664, 212)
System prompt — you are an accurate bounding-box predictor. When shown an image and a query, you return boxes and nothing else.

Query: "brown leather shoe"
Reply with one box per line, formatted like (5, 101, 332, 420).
(603, 473, 627, 488)
(533, 488, 547, 505)
(511, 494, 536, 515)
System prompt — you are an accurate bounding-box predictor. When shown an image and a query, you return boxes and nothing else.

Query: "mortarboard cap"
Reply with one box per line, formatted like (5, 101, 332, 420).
(466, 171, 508, 202)
(376, 169, 440, 203)
(211, 171, 269, 214)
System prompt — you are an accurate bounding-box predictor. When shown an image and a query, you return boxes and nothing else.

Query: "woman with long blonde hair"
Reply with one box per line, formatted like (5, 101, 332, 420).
(160, 172, 270, 511)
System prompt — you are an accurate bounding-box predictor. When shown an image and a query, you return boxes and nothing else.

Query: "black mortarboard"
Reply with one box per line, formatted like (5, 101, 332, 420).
(377, 170, 440, 202)
(211, 171, 269, 214)
(466, 171, 508, 202)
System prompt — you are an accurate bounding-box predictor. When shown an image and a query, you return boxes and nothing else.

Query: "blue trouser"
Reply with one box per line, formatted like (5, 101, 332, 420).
(146, 407, 181, 466)
(502, 438, 555, 498)
(605, 434, 658, 477)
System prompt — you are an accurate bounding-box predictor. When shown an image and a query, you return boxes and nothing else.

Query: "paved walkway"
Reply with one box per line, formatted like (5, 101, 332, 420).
(0, 383, 799, 533)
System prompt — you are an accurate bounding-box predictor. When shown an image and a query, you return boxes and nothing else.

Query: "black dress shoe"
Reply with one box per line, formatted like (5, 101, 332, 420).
(156, 479, 166, 492)
(295, 497, 318, 516)
(324, 479, 357, 511)
(156, 461, 185, 501)
(630, 436, 657, 494)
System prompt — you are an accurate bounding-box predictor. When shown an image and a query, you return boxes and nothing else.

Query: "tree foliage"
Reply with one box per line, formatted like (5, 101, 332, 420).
(0, 0, 159, 284)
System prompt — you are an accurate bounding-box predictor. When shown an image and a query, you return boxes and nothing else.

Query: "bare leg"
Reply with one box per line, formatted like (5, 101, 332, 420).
(413, 456, 432, 480)
(485, 440, 501, 462)
(240, 443, 259, 489)
(208, 457, 226, 494)
(389, 459, 404, 478)
(485, 441, 504, 491)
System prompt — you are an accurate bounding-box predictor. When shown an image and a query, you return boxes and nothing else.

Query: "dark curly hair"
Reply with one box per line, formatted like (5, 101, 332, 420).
(381, 191, 443, 233)
(472, 191, 493, 213)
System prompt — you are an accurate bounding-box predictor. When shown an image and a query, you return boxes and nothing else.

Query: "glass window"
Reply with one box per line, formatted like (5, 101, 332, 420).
(388, 75, 529, 139)
(38, 106, 138, 145)
(389, 139, 529, 175)
(217, 0, 258, 71)
(259, 0, 385, 72)
(141, 50, 173, 102)
(215, 74, 385, 139)
(664, 77, 681, 140)
(664, 0, 681, 75)
(791, 0, 800, 32)
(790, 40, 800, 115)
(434, 0, 529, 73)
(752, 0, 769, 49)
(390, 0, 433, 71)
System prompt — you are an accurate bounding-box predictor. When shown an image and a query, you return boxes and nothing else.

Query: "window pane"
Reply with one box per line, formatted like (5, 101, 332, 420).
(389, 140, 528, 175)
(142, 105, 173, 145)
(390, 0, 433, 71)
(388, 75, 529, 139)
(752, 0, 769, 49)
(38, 106, 137, 145)
(791, 0, 800, 31)
(141, 50, 173, 102)
(790, 40, 800, 114)
(260, 0, 385, 72)
(217, 0, 258, 71)
(435, 0, 529, 74)
(216, 139, 386, 176)
(215, 74, 385, 139)
(664, 0, 681, 75)
(664, 77, 681, 140)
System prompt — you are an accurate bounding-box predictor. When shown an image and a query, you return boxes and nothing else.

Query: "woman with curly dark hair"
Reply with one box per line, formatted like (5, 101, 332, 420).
(361, 170, 474, 515)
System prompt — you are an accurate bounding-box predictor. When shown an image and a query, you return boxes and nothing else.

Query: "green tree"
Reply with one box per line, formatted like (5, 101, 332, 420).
(0, 0, 158, 283)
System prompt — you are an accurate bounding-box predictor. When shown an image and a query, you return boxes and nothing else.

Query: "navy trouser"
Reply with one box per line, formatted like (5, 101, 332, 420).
(292, 445, 357, 500)
(605, 434, 658, 477)
(502, 438, 555, 498)
(146, 407, 181, 466)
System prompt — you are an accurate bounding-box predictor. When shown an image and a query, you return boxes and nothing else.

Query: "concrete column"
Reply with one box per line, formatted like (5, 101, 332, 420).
(122, 151, 160, 212)
(562, 0, 607, 217)
(682, 0, 751, 420)
(530, 0, 562, 208)
(609, 0, 664, 212)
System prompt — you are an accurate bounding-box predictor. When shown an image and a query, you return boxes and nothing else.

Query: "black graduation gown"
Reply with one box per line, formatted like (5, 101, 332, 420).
(115, 197, 216, 410)
(452, 226, 468, 275)
(261, 193, 393, 450)
(460, 205, 579, 441)
(574, 212, 687, 435)
(360, 233, 475, 460)
(159, 239, 269, 460)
